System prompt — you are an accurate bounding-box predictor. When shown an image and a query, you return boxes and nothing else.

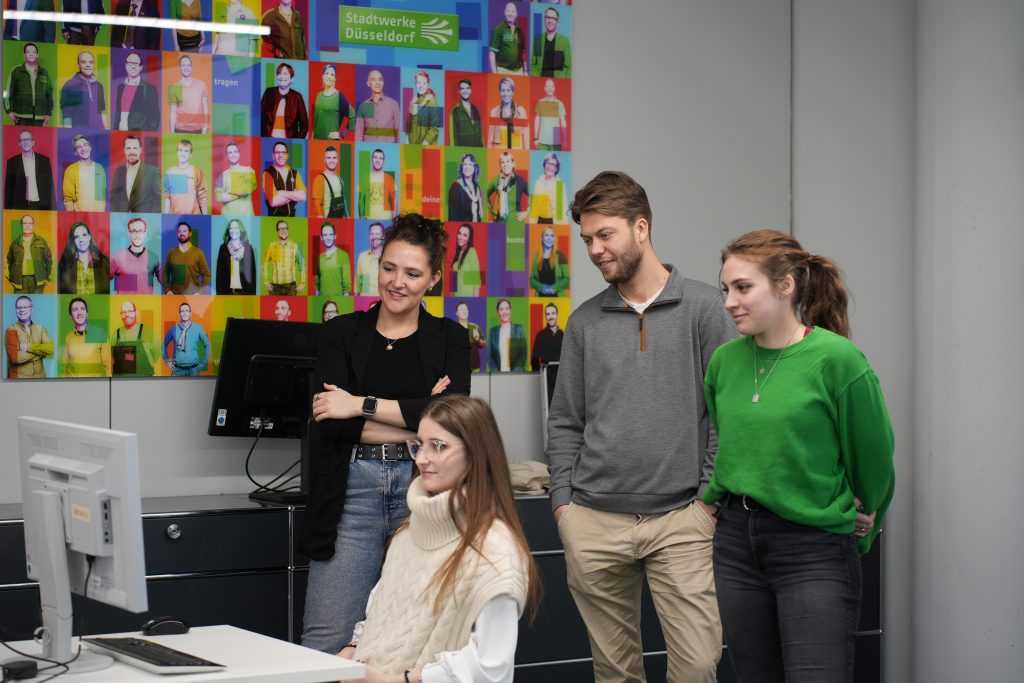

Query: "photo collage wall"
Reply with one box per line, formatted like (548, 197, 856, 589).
(1, 0, 573, 378)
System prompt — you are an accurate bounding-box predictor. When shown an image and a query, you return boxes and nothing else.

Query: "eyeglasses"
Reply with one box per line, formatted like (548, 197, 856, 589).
(406, 438, 457, 461)
(128, 228, 146, 235)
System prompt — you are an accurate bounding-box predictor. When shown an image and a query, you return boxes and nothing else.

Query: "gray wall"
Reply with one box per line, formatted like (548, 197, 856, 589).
(794, 1, 1024, 680)
(792, 2, 916, 681)
(914, 0, 1024, 680)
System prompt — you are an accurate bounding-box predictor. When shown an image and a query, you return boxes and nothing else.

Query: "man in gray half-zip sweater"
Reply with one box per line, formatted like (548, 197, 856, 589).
(547, 171, 736, 682)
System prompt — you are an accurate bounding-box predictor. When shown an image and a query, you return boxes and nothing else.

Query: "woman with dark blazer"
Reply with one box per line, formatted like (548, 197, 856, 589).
(215, 219, 256, 294)
(301, 213, 470, 655)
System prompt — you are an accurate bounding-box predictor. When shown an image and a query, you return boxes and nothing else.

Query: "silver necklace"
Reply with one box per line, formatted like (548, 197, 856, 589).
(751, 326, 801, 403)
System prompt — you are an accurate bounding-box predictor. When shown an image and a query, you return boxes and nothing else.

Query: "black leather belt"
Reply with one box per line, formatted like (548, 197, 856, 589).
(350, 443, 412, 462)
(722, 493, 767, 512)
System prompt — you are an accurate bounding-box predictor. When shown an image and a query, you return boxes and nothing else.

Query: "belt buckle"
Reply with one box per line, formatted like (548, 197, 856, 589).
(381, 444, 401, 462)
(742, 494, 756, 511)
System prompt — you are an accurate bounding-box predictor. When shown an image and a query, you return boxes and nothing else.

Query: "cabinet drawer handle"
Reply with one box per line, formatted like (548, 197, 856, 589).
(166, 524, 182, 540)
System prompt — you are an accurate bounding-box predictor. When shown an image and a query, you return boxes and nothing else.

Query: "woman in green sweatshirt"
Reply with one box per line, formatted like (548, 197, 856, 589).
(704, 229, 895, 683)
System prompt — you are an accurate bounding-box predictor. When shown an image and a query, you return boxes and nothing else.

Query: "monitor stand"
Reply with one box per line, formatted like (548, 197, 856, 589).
(248, 417, 314, 506)
(12, 490, 115, 674)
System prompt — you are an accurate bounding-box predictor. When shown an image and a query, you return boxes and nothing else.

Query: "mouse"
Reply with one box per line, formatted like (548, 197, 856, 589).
(140, 616, 190, 636)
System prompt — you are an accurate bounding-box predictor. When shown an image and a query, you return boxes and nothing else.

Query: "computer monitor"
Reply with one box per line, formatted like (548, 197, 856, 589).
(208, 317, 321, 504)
(15, 417, 148, 674)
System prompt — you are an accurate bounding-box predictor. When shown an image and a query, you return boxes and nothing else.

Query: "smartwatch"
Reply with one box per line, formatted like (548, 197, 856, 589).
(361, 396, 378, 418)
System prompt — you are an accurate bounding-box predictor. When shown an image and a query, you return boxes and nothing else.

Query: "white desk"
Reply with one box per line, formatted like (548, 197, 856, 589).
(4, 625, 364, 683)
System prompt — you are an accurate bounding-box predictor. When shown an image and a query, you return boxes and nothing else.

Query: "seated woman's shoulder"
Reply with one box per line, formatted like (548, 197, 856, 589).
(481, 519, 514, 545)
(472, 521, 529, 590)
(478, 522, 526, 567)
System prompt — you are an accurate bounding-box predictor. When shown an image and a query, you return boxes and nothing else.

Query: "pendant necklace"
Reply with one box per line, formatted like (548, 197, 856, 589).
(381, 328, 413, 351)
(380, 318, 417, 351)
(752, 325, 801, 403)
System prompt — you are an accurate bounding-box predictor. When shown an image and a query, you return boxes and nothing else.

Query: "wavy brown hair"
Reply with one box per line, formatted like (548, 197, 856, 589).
(722, 229, 851, 338)
(411, 395, 540, 621)
(383, 213, 448, 274)
(569, 170, 653, 234)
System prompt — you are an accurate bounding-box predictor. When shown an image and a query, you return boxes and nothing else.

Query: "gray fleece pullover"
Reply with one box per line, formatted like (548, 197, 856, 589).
(546, 264, 737, 514)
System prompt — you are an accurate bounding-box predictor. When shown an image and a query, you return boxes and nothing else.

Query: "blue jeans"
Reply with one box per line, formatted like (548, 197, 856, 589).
(301, 458, 413, 653)
(713, 497, 862, 683)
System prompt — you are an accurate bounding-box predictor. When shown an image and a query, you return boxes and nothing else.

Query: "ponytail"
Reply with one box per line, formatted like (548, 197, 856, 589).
(800, 254, 849, 338)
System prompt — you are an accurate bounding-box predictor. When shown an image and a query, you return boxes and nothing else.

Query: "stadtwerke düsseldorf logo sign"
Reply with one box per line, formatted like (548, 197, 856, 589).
(340, 7, 460, 51)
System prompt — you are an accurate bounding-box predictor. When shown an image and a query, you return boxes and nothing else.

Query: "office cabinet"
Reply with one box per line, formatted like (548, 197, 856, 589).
(1, 495, 882, 682)
(0, 496, 294, 642)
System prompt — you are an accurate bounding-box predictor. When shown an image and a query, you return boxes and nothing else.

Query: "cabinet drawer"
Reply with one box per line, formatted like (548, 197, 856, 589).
(1, 573, 290, 641)
(89, 573, 291, 640)
(1, 510, 292, 581)
(0, 588, 41, 637)
(0, 524, 28, 584)
(516, 497, 562, 552)
(144, 510, 289, 574)
(516, 555, 590, 664)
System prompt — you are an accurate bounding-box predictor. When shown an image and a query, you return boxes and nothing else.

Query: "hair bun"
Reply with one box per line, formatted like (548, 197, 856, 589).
(421, 216, 447, 243)
(383, 213, 448, 273)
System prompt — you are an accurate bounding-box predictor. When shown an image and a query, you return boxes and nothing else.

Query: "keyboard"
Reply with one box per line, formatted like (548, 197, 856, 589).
(83, 637, 226, 674)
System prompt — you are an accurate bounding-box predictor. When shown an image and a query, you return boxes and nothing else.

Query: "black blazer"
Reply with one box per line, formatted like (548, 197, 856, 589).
(113, 79, 160, 132)
(110, 0, 161, 49)
(4, 153, 55, 210)
(110, 163, 162, 213)
(299, 304, 471, 559)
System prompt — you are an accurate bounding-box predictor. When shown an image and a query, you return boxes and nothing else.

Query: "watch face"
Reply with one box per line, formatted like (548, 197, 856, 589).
(362, 397, 377, 415)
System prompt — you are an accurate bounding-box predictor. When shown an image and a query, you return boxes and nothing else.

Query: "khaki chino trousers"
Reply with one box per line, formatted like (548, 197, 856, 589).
(558, 501, 722, 683)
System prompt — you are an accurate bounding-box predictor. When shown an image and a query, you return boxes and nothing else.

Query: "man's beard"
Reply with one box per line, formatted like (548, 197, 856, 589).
(603, 238, 644, 284)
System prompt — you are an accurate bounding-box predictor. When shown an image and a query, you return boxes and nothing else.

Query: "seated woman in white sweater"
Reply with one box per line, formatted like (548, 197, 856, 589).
(338, 395, 540, 683)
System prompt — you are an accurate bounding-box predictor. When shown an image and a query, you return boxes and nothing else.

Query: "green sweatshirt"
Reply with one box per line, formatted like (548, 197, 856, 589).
(703, 328, 895, 553)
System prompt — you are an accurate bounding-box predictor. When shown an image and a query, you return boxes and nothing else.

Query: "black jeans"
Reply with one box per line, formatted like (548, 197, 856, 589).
(713, 496, 862, 683)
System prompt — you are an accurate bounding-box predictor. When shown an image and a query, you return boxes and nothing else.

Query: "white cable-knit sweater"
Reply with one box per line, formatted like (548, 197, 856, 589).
(353, 478, 529, 675)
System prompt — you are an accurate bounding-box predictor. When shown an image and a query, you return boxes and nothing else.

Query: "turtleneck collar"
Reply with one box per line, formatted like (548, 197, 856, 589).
(407, 477, 462, 551)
